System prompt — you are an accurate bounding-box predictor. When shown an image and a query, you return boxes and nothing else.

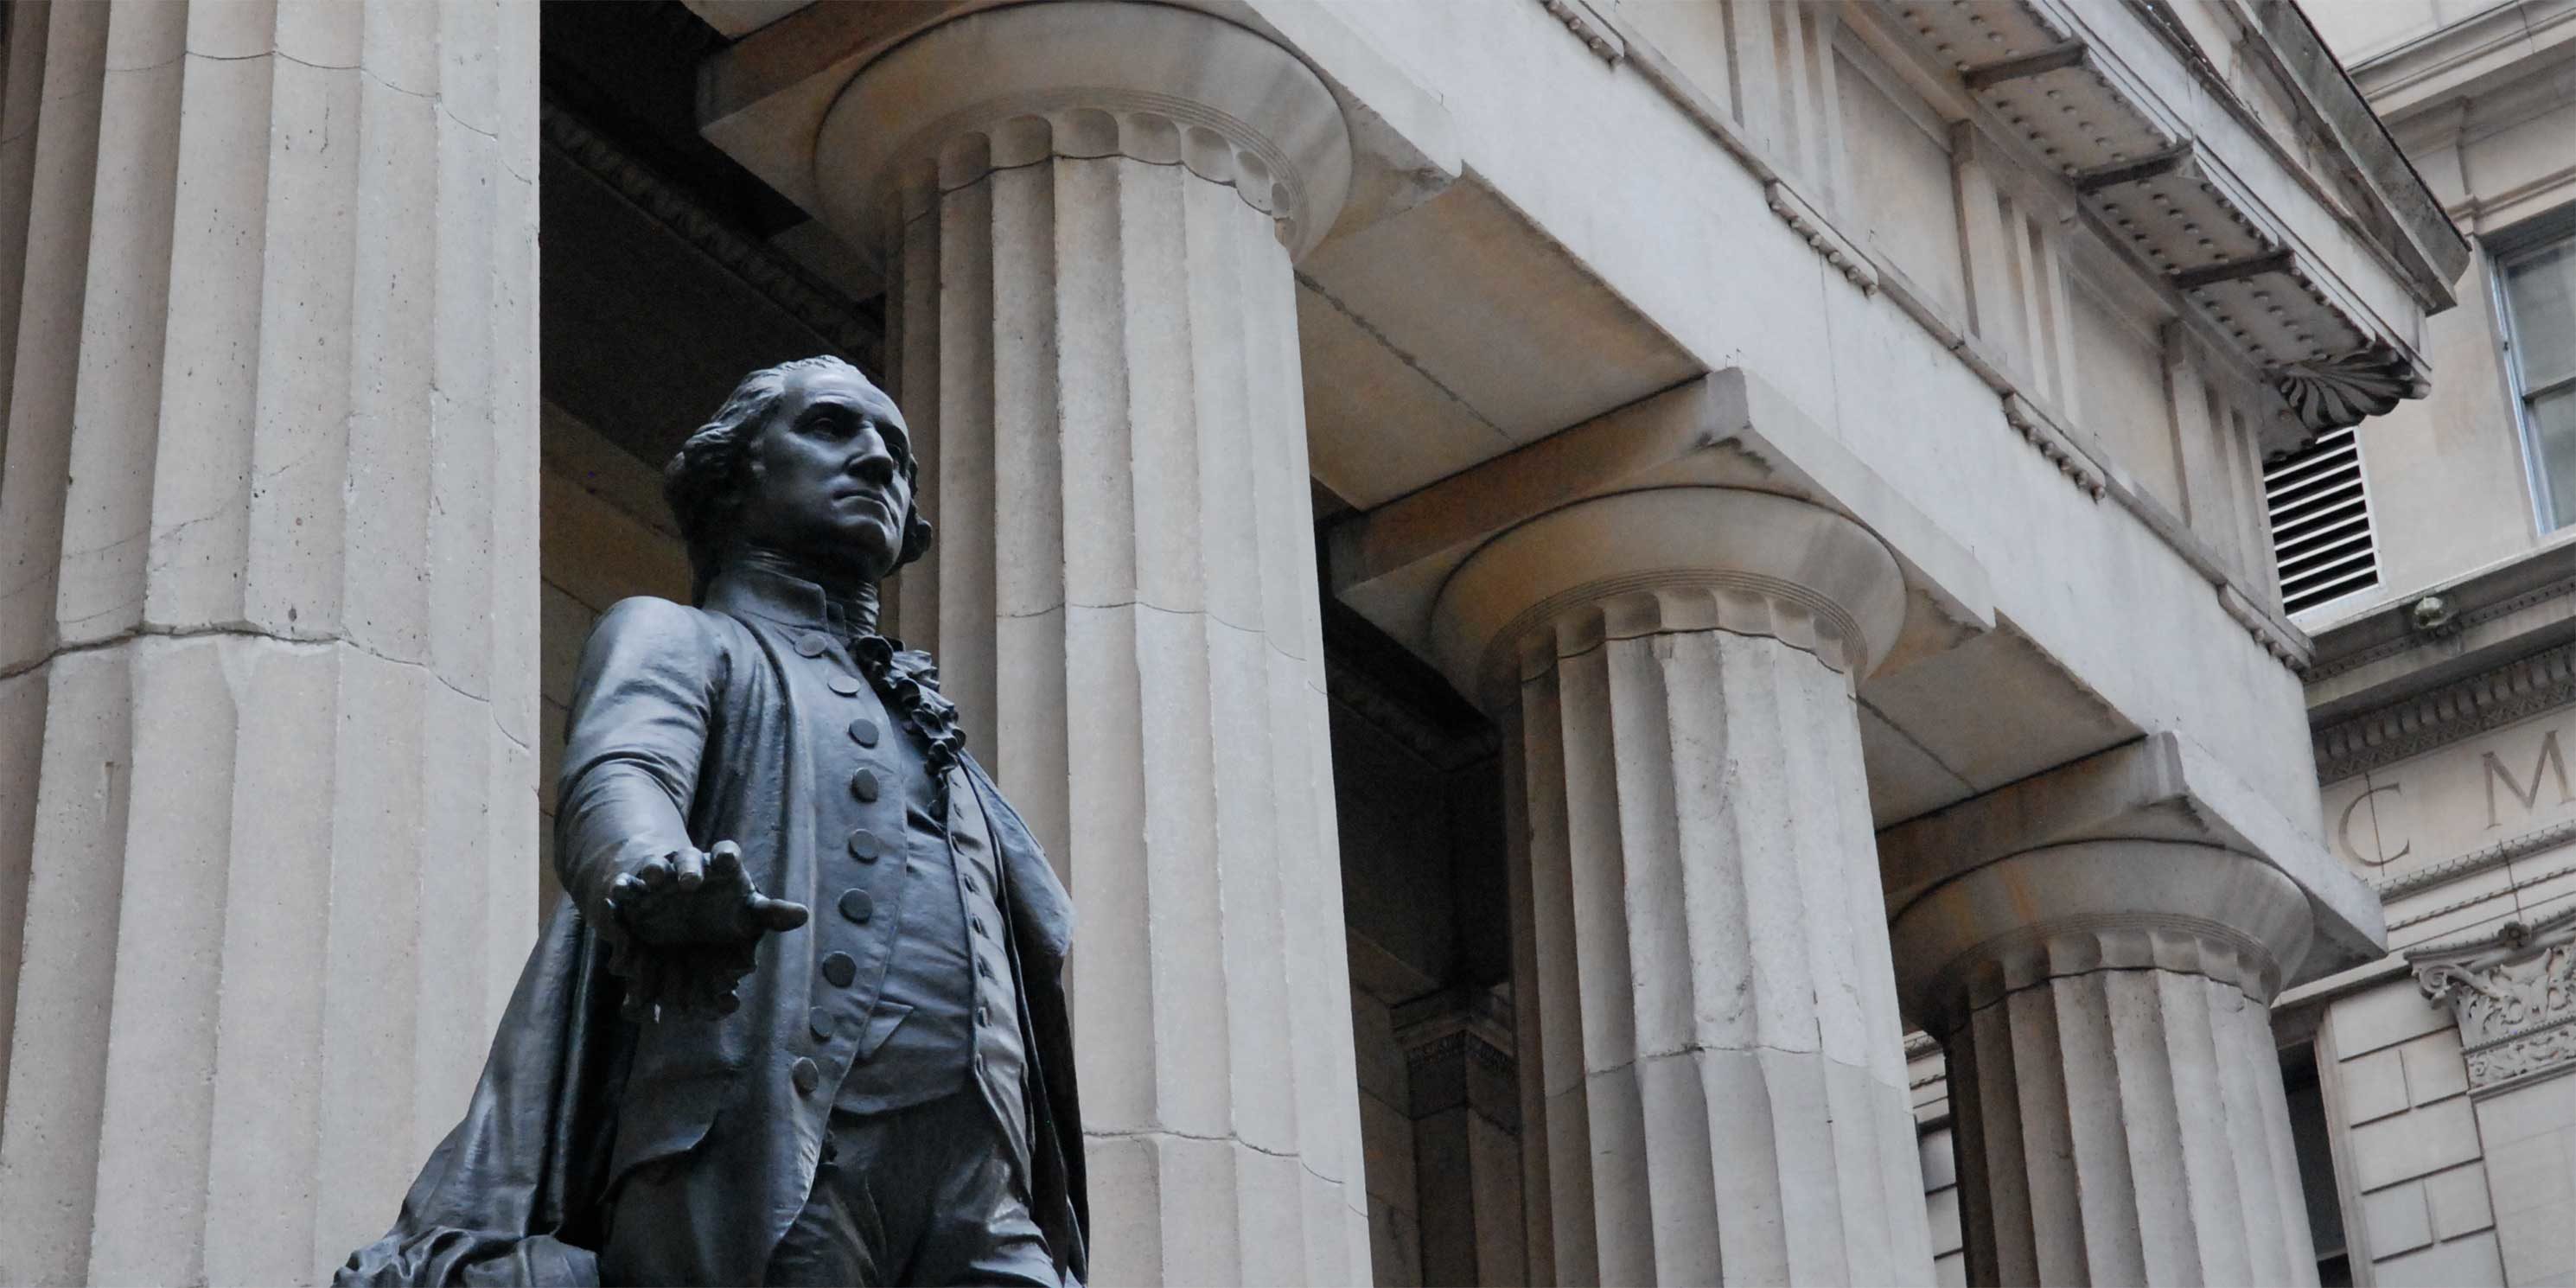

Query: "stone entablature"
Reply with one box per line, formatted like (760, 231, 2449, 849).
(2318, 673, 2576, 908)
(1874, 0, 2453, 443)
(2412, 909, 2576, 1095)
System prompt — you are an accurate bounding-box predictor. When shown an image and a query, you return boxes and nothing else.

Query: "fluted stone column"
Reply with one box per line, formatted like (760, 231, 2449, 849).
(1891, 842, 2321, 1286)
(812, 5, 1368, 1283)
(0, 3, 539, 1285)
(1433, 487, 1937, 1286)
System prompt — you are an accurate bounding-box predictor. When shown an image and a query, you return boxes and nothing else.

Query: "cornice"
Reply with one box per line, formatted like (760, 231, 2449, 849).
(2351, 0, 2576, 120)
(2311, 636, 2576, 782)
(539, 101, 881, 360)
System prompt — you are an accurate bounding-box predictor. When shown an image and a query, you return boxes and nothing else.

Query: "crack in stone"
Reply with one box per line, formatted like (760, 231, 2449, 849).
(1293, 271, 1516, 445)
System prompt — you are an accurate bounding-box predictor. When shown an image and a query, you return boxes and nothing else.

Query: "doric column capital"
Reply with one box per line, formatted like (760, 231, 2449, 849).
(1889, 840, 2316, 1037)
(816, 0, 1353, 260)
(1427, 487, 1908, 700)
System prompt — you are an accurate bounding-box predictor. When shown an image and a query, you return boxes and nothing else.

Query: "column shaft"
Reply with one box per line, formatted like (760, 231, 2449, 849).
(889, 136, 1368, 1287)
(1517, 615, 1934, 1285)
(1893, 840, 2322, 1287)
(0, 3, 539, 1285)
(1948, 964, 2317, 1286)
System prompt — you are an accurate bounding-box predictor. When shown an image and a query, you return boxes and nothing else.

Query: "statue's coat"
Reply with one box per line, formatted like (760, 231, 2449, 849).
(338, 581, 1087, 1286)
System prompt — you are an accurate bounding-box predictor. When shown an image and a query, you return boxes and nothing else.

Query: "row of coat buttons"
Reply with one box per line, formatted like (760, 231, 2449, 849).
(800, 634, 874, 1097)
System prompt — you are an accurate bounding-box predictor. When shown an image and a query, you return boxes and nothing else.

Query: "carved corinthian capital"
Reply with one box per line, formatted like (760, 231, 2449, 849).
(2410, 907, 2576, 1096)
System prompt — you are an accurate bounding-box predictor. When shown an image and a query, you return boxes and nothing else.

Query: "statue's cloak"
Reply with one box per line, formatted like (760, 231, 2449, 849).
(337, 588, 1087, 1286)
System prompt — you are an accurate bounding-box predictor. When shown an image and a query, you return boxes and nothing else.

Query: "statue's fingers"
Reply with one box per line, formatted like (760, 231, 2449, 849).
(673, 846, 705, 892)
(636, 856, 673, 889)
(750, 895, 810, 933)
(708, 841, 743, 884)
(611, 873, 647, 907)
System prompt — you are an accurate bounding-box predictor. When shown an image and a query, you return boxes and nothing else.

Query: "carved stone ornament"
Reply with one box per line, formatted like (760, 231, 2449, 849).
(2273, 345, 2430, 436)
(2411, 906, 2576, 1096)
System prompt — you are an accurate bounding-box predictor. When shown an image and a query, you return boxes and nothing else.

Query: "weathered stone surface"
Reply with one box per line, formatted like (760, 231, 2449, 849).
(808, 5, 1370, 1281)
(1454, 489, 1933, 1286)
(1894, 840, 2324, 1286)
(0, 4, 538, 1283)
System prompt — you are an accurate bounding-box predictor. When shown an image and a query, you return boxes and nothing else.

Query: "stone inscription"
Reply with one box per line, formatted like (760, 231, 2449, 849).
(2327, 708, 2576, 876)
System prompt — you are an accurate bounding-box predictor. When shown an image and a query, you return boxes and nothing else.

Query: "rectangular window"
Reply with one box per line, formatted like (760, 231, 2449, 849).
(2266, 425, 2382, 615)
(2500, 226, 2576, 528)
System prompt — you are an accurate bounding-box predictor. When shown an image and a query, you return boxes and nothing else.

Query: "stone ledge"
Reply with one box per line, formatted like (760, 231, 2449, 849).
(1327, 368, 1993, 687)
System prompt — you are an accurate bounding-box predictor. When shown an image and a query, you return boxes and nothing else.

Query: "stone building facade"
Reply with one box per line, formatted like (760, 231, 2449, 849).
(2224, 2, 2576, 1285)
(0, 1, 2493, 1285)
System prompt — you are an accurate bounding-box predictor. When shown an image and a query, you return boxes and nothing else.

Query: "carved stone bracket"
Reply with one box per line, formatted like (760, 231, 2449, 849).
(2411, 906, 2576, 1096)
(2274, 345, 2431, 437)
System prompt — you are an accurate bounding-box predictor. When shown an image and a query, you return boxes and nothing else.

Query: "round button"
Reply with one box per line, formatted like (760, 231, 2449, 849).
(791, 1057, 821, 1094)
(796, 632, 831, 658)
(849, 717, 879, 747)
(839, 889, 875, 925)
(846, 828, 881, 862)
(821, 952, 858, 988)
(850, 769, 880, 803)
(809, 1008, 837, 1041)
(829, 674, 863, 697)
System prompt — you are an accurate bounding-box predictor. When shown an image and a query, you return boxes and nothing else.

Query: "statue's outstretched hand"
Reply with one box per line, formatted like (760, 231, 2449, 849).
(599, 840, 809, 1022)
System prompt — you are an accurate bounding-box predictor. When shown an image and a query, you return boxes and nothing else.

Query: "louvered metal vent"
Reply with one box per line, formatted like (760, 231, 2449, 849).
(2265, 426, 2381, 614)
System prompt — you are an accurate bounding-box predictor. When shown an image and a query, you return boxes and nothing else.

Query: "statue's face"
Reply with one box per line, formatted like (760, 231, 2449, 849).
(734, 364, 915, 583)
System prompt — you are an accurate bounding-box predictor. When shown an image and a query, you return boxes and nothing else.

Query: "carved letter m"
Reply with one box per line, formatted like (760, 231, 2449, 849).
(2484, 729, 2574, 829)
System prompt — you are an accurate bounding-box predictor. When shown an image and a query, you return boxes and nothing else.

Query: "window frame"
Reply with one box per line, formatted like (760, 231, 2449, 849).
(2490, 209, 2576, 532)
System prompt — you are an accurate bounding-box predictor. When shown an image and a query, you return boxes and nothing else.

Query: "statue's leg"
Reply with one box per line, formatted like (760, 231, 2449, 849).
(762, 1125, 890, 1287)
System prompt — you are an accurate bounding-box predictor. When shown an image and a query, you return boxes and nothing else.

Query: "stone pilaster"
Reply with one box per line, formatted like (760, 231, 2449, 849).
(813, 5, 1368, 1283)
(1891, 841, 2322, 1286)
(1395, 988, 1527, 1287)
(0, 3, 539, 1285)
(1437, 487, 1936, 1286)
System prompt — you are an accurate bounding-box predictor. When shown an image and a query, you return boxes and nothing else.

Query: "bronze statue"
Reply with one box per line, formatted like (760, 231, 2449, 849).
(341, 357, 1087, 1286)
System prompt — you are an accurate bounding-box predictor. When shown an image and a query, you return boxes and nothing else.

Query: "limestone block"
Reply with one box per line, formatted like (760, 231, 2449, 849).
(2350, 1095, 2482, 1191)
(2341, 1047, 2411, 1125)
(2423, 1163, 2496, 1241)
(2471, 1074, 2576, 1149)
(2498, 1199, 2576, 1285)
(2374, 1231, 2506, 1288)
(2483, 1132, 2576, 1221)
(2334, 975, 2459, 1057)
(2362, 1181, 2433, 1257)
(1920, 1125, 1958, 1190)
(2400, 1029, 2471, 1106)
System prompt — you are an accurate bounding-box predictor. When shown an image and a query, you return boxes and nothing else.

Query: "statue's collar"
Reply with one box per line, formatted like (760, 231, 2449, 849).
(704, 555, 879, 636)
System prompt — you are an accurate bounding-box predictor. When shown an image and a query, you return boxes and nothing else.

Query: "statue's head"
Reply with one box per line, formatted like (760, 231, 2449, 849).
(665, 355, 933, 601)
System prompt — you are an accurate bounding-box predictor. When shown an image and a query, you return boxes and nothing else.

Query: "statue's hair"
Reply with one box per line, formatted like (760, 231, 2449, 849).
(663, 355, 933, 602)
